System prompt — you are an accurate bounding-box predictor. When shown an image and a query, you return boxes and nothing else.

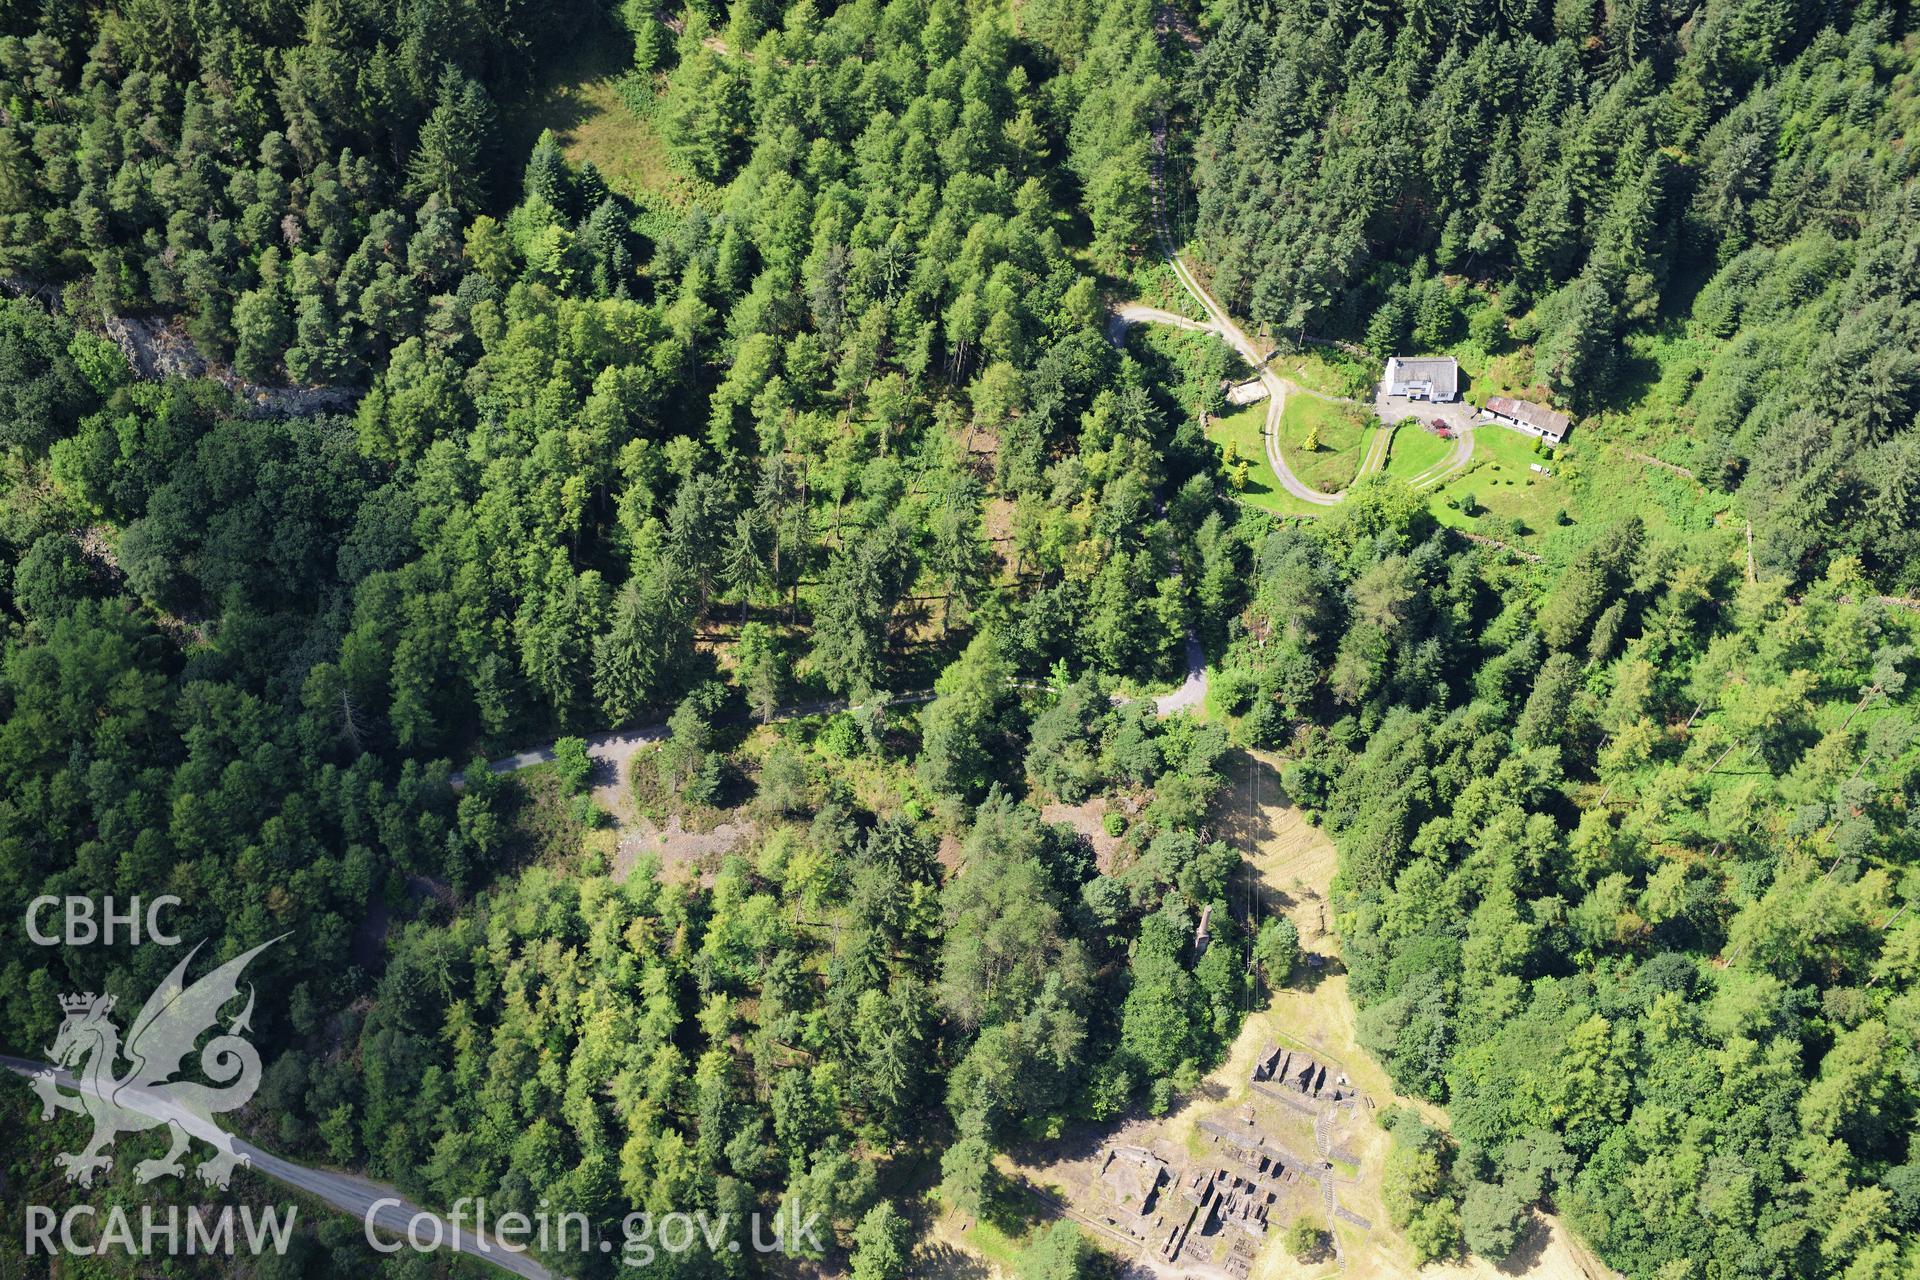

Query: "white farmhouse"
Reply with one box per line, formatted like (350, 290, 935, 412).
(1380, 356, 1460, 403)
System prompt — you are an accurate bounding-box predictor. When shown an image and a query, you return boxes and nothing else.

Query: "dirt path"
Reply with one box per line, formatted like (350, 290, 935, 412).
(1154, 249, 1342, 507)
(1140, 25, 1382, 509)
(1359, 421, 1395, 480)
(1108, 303, 1217, 345)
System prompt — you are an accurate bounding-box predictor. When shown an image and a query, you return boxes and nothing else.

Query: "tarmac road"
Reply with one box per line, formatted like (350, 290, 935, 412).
(1, 1055, 557, 1280)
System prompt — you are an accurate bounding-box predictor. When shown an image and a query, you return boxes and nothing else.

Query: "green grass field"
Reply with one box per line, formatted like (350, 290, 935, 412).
(1277, 395, 1368, 495)
(1567, 442, 1732, 555)
(1212, 403, 1284, 509)
(1208, 403, 1327, 518)
(1384, 424, 1452, 482)
(1428, 424, 1564, 536)
(1421, 418, 1734, 568)
(500, 41, 716, 213)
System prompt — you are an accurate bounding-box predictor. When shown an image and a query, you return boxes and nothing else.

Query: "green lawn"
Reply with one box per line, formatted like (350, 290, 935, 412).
(1424, 422, 1735, 566)
(1384, 424, 1452, 482)
(1428, 424, 1565, 537)
(1277, 395, 1368, 495)
(1208, 403, 1325, 518)
(1473, 420, 1553, 470)
(1211, 403, 1283, 509)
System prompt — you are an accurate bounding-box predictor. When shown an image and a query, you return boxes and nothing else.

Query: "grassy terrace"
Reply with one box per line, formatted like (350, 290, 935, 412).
(1276, 394, 1369, 495)
(1384, 422, 1452, 482)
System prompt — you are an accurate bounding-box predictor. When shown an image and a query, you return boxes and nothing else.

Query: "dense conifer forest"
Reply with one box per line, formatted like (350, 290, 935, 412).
(1186, 0, 1920, 585)
(0, 0, 1915, 1277)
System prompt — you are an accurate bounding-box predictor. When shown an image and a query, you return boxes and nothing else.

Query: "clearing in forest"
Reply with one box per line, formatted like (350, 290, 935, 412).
(500, 40, 714, 212)
(925, 750, 1619, 1280)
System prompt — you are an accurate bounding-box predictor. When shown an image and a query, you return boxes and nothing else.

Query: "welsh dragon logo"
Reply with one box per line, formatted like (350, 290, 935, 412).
(30, 937, 281, 1190)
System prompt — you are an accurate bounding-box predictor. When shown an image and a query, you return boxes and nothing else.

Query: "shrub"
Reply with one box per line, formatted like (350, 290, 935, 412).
(1255, 916, 1300, 983)
(1284, 1215, 1328, 1260)
(552, 736, 592, 793)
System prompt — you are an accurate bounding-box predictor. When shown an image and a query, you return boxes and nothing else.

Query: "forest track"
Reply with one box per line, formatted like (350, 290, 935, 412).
(458, 643, 1210, 789)
(1106, 303, 1218, 346)
(1155, 249, 1342, 506)
(1, 1056, 555, 1280)
(1139, 23, 1382, 508)
(1155, 633, 1209, 714)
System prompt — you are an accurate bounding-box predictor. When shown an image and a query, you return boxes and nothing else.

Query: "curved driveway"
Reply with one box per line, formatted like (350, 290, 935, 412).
(1140, 113, 1391, 506)
(1409, 425, 1475, 489)
(1157, 255, 1343, 506)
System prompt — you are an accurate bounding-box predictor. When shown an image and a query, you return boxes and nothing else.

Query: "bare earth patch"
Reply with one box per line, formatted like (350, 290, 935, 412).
(937, 832, 966, 874)
(613, 812, 755, 883)
(933, 749, 1620, 1280)
(1040, 797, 1125, 871)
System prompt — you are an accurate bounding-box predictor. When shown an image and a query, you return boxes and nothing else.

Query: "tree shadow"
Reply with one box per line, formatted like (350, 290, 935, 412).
(493, 30, 632, 196)
(1213, 748, 1285, 851)
(916, 1241, 992, 1280)
(1495, 1211, 1555, 1276)
(1599, 343, 1664, 414)
(1175, 1077, 1234, 1111)
(1289, 1228, 1335, 1267)
(587, 752, 623, 795)
(987, 1168, 1068, 1235)
(1292, 952, 1346, 994)
(1007, 1114, 1115, 1171)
